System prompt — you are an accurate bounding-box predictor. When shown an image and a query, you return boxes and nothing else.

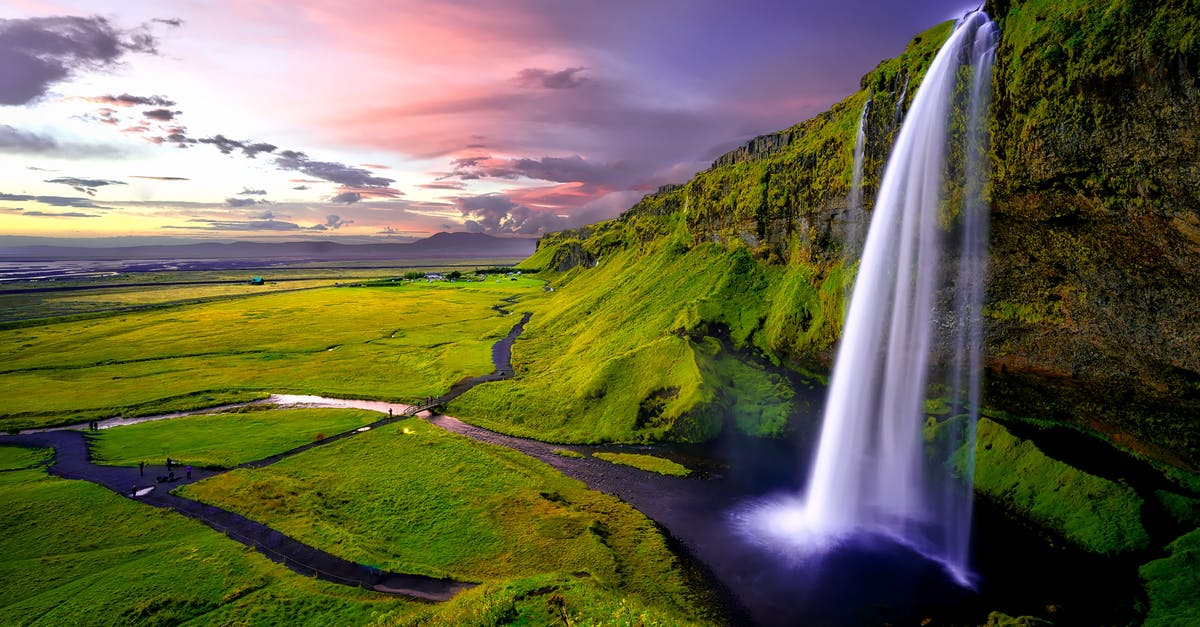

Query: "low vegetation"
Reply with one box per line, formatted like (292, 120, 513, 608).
(1139, 528, 1200, 626)
(0, 452, 397, 625)
(972, 418, 1150, 554)
(0, 445, 50, 471)
(179, 418, 716, 622)
(0, 281, 537, 431)
(592, 452, 691, 477)
(90, 407, 380, 468)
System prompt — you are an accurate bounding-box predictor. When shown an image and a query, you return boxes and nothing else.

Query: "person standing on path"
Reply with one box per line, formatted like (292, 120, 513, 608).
(139, 461, 144, 476)
(185, 465, 192, 480)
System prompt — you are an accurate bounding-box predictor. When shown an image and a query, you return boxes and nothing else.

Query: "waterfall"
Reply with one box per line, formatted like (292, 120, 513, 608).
(736, 11, 997, 587)
(892, 76, 910, 128)
(844, 97, 871, 261)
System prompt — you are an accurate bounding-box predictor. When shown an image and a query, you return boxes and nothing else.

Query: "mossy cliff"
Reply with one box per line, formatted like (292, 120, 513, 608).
(488, 0, 1200, 474)
(983, 0, 1200, 470)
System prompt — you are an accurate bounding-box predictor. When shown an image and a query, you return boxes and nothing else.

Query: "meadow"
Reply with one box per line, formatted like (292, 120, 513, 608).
(0, 446, 398, 626)
(174, 415, 717, 624)
(0, 277, 541, 431)
(90, 407, 381, 468)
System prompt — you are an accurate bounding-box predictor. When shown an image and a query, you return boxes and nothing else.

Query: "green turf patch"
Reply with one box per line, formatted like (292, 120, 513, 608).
(0, 445, 50, 471)
(179, 419, 711, 622)
(1139, 528, 1200, 626)
(0, 465, 396, 625)
(973, 418, 1150, 554)
(392, 571, 713, 626)
(592, 452, 690, 477)
(90, 408, 381, 468)
(552, 448, 586, 459)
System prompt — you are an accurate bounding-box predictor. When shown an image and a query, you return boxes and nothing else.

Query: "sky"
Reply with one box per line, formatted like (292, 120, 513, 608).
(0, 1, 973, 243)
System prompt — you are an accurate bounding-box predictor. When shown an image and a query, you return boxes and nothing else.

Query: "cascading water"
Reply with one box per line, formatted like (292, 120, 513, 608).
(736, 11, 997, 587)
(843, 96, 871, 261)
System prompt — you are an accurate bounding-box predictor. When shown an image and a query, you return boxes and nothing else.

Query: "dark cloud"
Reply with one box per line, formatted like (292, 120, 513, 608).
(1, 124, 57, 153)
(165, 218, 305, 232)
(292, 185, 310, 191)
(195, 134, 276, 158)
(86, 93, 175, 107)
(1, 124, 121, 157)
(0, 192, 109, 208)
(225, 197, 262, 207)
(324, 214, 351, 229)
(18, 209, 101, 218)
(275, 151, 394, 188)
(446, 154, 626, 185)
(152, 18, 183, 28)
(142, 108, 178, 121)
(44, 176, 127, 195)
(516, 66, 589, 89)
(129, 175, 188, 180)
(0, 16, 159, 106)
(331, 191, 361, 204)
(251, 209, 276, 220)
(238, 187, 267, 195)
(454, 193, 570, 235)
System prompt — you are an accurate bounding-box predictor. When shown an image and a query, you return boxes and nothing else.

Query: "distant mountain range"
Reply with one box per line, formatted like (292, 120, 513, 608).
(0, 232, 537, 261)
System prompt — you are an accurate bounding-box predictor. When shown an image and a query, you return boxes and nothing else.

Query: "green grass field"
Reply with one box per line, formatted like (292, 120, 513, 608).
(593, 451, 691, 477)
(0, 449, 400, 625)
(0, 280, 539, 431)
(0, 445, 50, 471)
(90, 408, 381, 468)
(179, 418, 714, 622)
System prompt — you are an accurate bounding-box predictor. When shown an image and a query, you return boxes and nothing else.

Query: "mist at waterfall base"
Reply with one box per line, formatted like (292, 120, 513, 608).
(733, 10, 998, 592)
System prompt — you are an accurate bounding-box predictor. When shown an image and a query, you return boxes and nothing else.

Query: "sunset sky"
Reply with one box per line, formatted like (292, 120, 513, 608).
(1, 0, 971, 242)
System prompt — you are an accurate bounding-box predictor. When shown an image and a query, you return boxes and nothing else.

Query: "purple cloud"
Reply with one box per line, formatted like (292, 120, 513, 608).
(142, 108, 178, 121)
(0, 15, 159, 105)
(516, 66, 589, 89)
(44, 176, 127, 195)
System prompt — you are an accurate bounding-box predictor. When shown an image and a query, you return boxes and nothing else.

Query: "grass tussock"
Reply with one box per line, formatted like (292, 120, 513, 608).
(592, 452, 690, 477)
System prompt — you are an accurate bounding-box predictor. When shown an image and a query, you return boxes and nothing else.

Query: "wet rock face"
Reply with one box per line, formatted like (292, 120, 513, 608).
(983, 0, 1200, 464)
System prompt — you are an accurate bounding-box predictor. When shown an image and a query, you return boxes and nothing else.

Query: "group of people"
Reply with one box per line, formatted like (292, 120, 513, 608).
(86, 420, 101, 431)
(138, 458, 192, 484)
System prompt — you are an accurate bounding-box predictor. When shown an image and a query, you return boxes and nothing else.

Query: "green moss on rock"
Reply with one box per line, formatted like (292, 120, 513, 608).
(973, 418, 1149, 554)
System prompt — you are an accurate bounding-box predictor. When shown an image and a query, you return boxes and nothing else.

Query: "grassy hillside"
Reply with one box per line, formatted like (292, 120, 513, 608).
(456, 0, 1200, 472)
(446, 24, 953, 444)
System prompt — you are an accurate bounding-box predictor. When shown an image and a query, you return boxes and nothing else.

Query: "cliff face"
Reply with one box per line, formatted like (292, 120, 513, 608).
(526, 0, 1199, 467)
(984, 0, 1200, 465)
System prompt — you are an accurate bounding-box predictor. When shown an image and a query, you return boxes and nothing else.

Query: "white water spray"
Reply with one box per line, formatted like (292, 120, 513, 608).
(739, 11, 997, 585)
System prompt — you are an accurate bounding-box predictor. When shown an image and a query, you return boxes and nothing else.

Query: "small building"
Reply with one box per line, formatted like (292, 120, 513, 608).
(249, 277, 265, 285)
